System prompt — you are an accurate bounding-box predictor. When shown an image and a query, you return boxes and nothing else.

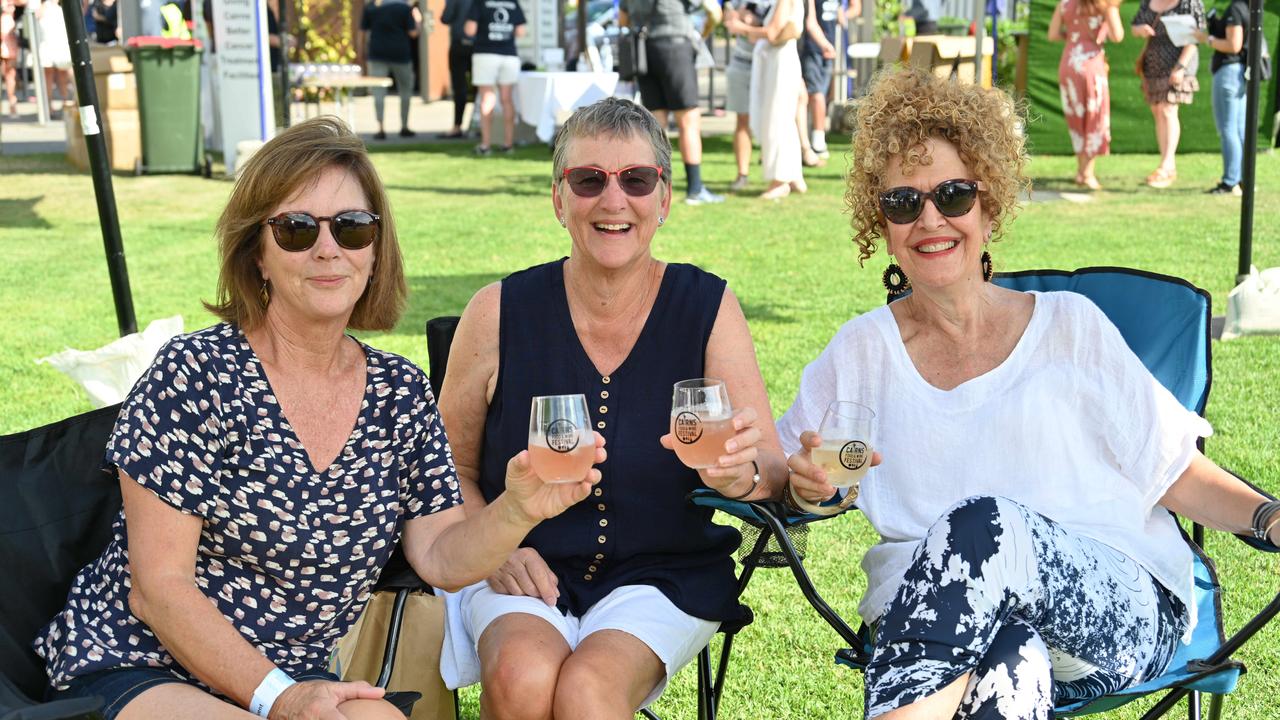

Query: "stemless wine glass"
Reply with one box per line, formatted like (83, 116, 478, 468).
(669, 378, 734, 469)
(528, 394, 594, 483)
(812, 401, 875, 494)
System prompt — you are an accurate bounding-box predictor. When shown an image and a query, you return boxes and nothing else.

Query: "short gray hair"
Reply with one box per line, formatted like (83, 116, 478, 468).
(551, 98, 673, 188)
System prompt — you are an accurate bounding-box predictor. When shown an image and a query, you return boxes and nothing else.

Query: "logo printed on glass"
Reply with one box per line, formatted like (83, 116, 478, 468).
(839, 441, 869, 471)
(673, 411, 704, 444)
(545, 419, 580, 453)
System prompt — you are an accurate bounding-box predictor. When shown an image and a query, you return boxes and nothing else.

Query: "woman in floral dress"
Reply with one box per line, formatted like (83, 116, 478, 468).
(1049, 0, 1124, 190)
(1133, 0, 1206, 188)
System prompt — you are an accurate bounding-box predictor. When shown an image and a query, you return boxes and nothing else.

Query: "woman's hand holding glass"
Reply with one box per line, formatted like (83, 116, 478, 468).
(787, 430, 882, 508)
(661, 378, 763, 498)
(502, 434, 606, 527)
(788, 403, 882, 510)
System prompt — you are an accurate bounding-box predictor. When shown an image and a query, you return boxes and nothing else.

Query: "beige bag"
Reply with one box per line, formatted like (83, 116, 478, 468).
(334, 591, 455, 720)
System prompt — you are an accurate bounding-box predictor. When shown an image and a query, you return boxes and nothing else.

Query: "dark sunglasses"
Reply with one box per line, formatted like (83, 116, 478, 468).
(878, 179, 986, 225)
(264, 210, 381, 252)
(562, 165, 664, 198)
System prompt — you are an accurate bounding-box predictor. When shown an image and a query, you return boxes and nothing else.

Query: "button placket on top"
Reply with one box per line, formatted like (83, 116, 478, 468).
(586, 374, 616, 582)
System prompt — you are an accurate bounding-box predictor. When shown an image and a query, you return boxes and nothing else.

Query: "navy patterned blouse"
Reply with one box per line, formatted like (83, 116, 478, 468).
(35, 323, 462, 689)
(479, 259, 748, 625)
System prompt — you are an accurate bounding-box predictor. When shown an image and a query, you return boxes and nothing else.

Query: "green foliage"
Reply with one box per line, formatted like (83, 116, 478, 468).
(1, 142, 1278, 718)
(294, 0, 355, 64)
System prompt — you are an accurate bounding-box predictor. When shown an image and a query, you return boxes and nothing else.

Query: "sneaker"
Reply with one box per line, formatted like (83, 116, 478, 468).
(500, 144, 515, 154)
(812, 143, 830, 158)
(398, 127, 416, 138)
(1206, 182, 1242, 196)
(729, 175, 750, 192)
(474, 145, 492, 156)
(374, 130, 387, 140)
(685, 187, 725, 205)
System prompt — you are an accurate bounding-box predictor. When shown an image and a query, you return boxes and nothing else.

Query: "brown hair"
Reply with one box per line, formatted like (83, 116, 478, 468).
(203, 116, 407, 331)
(845, 67, 1030, 264)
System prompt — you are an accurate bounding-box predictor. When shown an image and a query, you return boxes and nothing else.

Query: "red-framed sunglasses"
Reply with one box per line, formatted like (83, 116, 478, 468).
(263, 210, 381, 252)
(562, 165, 664, 198)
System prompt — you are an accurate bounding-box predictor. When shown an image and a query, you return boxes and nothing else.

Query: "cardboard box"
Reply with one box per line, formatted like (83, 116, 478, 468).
(908, 36, 994, 87)
(64, 105, 142, 173)
(93, 72, 137, 111)
(879, 36, 912, 64)
(89, 45, 133, 74)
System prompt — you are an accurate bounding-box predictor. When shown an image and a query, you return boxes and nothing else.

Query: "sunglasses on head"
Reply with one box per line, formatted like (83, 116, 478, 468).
(264, 210, 381, 252)
(878, 179, 986, 225)
(562, 165, 664, 198)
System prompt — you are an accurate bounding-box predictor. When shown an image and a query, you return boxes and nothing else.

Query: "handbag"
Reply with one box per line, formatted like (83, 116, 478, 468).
(617, 27, 648, 80)
(1221, 266, 1280, 340)
(333, 590, 454, 720)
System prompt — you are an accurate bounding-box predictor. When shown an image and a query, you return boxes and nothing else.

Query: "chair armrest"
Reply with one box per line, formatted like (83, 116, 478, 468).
(0, 673, 102, 720)
(1223, 467, 1280, 553)
(687, 488, 857, 528)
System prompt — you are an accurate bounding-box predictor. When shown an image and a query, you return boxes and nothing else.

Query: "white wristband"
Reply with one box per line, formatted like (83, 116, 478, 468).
(249, 668, 296, 718)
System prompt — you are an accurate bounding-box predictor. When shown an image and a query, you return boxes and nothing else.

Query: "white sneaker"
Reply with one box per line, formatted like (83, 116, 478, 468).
(685, 187, 725, 205)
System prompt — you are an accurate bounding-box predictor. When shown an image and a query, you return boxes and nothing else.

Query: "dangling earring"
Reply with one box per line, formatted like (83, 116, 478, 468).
(559, 216, 566, 227)
(883, 262, 910, 297)
(657, 216, 665, 226)
(981, 251, 994, 282)
(260, 281, 270, 307)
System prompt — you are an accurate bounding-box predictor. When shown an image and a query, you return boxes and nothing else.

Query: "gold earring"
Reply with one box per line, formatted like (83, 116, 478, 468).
(260, 282, 270, 307)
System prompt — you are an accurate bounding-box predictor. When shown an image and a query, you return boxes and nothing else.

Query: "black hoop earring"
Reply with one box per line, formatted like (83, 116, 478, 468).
(883, 263, 911, 298)
(981, 251, 994, 283)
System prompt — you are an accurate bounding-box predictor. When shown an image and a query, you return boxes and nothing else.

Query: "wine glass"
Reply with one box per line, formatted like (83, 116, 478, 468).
(669, 378, 734, 469)
(812, 401, 875, 497)
(528, 394, 594, 483)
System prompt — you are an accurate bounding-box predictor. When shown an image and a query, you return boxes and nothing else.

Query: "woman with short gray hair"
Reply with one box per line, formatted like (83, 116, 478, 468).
(440, 97, 787, 718)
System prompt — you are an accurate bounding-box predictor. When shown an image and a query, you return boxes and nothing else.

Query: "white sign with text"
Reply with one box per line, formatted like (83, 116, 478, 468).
(210, 0, 274, 173)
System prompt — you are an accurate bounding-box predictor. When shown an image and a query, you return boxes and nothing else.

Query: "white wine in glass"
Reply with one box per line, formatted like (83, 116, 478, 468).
(528, 394, 594, 483)
(670, 378, 734, 469)
(811, 401, 875, 490)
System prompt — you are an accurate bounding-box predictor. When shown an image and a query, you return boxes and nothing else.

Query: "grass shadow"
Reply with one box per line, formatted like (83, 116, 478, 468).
(385, 181, 545, 197)
(739, 299, 796, 325)
(0, 197, 53, 229)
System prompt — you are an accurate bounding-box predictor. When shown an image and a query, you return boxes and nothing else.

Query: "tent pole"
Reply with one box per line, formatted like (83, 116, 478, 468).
(61, 0, 136, 336)
(1236, 0, 1263, 285)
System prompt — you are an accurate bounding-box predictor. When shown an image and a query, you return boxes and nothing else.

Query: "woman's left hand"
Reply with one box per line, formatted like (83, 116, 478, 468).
(1170, 66, 1185, 85)
(1193, 29, 1209, 44)
(502, 434, 606, 525)
(660, 406, 762, 497)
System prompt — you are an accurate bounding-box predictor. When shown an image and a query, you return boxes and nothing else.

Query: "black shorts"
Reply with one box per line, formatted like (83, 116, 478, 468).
(637, 36, 700, 111)
(800, 50, 833, 96)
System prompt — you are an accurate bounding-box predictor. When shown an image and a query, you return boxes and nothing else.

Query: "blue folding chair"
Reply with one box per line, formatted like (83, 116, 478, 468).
(690, 267, 1280, 719)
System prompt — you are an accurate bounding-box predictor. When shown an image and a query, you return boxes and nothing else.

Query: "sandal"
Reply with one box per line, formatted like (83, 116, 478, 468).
(1146, 168, 1176, 189)
(1074, 174, 1102, 191)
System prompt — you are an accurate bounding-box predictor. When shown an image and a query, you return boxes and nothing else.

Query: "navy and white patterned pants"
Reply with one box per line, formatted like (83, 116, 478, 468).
(865, 496, 1186, 719)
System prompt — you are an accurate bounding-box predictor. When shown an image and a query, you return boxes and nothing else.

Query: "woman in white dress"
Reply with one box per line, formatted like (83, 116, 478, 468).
(749, 0, 806, 200)
(36, 0, 73, 117)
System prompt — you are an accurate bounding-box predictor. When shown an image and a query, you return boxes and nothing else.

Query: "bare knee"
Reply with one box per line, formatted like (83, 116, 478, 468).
(553, 657, 642, 716)
(338, 698, 406, 720)
(481, 648, 561, 720)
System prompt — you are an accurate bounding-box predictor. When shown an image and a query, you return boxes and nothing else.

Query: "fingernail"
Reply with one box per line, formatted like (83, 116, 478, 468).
(725, 441, 738, 453)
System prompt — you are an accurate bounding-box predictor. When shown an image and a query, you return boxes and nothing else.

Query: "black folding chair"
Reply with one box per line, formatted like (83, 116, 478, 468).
(689, 267, 1280, 719)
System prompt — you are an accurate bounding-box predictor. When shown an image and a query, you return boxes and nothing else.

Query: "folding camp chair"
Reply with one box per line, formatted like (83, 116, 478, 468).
(0, 401, 424, 719)
(416, 316, 754, 720)
(689, 267, 1280, 719)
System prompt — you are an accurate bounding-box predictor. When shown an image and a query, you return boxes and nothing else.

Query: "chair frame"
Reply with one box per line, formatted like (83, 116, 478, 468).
(689, 267, 1280, 720)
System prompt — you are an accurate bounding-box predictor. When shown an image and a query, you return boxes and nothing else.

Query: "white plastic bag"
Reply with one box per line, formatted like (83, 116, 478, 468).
(1221, 266, 1280, 340)
(37, 316, 184, 407)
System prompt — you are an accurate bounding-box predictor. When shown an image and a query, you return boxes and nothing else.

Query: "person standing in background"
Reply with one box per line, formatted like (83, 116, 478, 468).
(441, 0, 475, 139)
(36, 0, 73, 119)
(723, 0, 768, 191)
(800, 0, 854, 160)
(750, 0, 806, 199)
(1132, 0, 1205, 189)
(363, 0, 422, 140)
(465, 0, 526, 154)
(900, 0, 940, 34)
(620, 0, 725, 205)
(1, 0, 19, 118)
(1195, 0, 1248, 196)
(1048, 0, 1124, 190)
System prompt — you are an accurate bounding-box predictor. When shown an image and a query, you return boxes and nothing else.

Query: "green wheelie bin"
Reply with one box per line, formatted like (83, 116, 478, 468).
(124, 37, 210, 176)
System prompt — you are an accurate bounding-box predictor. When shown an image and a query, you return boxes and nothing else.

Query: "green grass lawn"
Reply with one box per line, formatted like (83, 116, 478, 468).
(1, 138, 1277, 718)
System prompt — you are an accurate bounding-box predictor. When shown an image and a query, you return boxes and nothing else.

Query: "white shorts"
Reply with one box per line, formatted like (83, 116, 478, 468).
(440, 582, 719, 709)
(471, 53, 520, 87)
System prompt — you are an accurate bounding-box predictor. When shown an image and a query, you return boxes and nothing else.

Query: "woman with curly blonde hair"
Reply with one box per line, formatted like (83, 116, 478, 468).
(776, 67, 1278, 718)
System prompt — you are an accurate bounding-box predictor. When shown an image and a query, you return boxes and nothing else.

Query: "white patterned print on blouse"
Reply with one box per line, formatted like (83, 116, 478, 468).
(35, 323, 462, 691)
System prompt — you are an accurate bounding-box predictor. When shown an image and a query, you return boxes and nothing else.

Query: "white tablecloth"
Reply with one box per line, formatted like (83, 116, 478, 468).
(517, 71, 620, 143)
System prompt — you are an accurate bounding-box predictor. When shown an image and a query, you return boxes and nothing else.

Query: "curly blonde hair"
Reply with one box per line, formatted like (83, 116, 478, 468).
(845, 67, 1030, 264)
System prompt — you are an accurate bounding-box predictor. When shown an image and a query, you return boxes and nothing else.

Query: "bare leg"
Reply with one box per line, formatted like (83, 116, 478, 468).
(1149, 103, 1168, 169)
(552, 630, 666, 720)
(1160, 103, 1180, 174)
(477, 613, 570, 720)
(869, 673, 970, 720)
(797, 90, 819, 165)
(476, 85, 496, 148)
(498, 83, 516, 148)
(809, 91, 829, 152)
(733, 112, 752, 179)
(2, 59, 16, 114)
(674, 107, 702, 164)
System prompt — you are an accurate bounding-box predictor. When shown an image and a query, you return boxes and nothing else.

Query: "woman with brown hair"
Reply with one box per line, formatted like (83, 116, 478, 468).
(1132, 0, 1206, 188)
(34, 116, 598, 720)
(1048, 0, 1124, 190)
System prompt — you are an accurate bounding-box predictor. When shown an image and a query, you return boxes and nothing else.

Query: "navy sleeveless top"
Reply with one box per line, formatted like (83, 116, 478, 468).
(479, 259, 747, 624)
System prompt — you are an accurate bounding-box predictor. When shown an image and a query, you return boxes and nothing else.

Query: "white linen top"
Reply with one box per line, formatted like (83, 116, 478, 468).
(776, 291, 1209, 639)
